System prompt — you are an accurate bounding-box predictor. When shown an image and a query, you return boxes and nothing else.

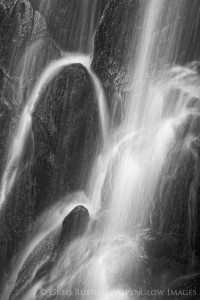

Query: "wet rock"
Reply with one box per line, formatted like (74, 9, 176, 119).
(92, 0, 139, 93)
(167, 273, 200, 300)
(143, 232, 190, 265)
(0, 0, 16, 21)
(30, 0, 105, 52)
(9, 232, 56, 300)
(9, 206, 90, 299)
(58, 205, 90, 249)
(30, 10, 47, 42)
(0, 0, 33, 77)
(140, 232, 192, 292)
(175, 0, 200, 64)
(0, 162, 35, 279)
(105, 237, 151, 289)
(100, 0, 110, 13)
(14, 35, 61, 105)
(32, 63, 100, 213)
(150, 113, 200, 260)
(0, 1, 59, 82)
(27, 205, 90, 285)
(0, 95, 13, 166)
(0, 34, 60, 269)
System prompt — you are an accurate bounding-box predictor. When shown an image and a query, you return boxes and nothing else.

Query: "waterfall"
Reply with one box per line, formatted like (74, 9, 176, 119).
(1, 0, 200, 299)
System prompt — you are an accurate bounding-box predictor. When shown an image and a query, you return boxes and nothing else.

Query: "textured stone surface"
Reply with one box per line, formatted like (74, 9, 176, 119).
(150, 114, 200, 260)
(92, 0, 139, 89)
(0, 64, 99, 277)
(0, 94, 13, 167)
(0, 0, 33, 77)
(176, 0, 200, 64)
(9, 205, 90, 299)
(32, 63, 100, 213)
(30, 0, 108, 52)
(0, 0, 60, 79)
(59, 205, 90, 248)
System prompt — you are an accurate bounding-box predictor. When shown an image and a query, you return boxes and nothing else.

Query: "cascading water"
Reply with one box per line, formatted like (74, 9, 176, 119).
(0, 54, 108, 209)
(1, 0, 200, 299)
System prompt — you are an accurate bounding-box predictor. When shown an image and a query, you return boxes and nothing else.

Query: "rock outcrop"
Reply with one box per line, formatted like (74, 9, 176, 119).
(32, 63, 100, 213)
(92, 0, 139, 95)
(9, 205, 90, 300)
(29, 0, 108, 52)
(0, 0, 33, 77)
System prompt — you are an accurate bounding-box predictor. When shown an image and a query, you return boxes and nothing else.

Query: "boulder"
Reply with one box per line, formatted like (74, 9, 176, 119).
(0, 62, 99, 275)
(9, 206, 90, 299)
(32, 63, 100, 213)
(58, 205, 90, 249)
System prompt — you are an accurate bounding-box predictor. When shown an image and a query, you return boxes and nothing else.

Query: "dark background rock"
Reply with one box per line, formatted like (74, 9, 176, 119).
(0, 0, 17, 21)
(176, 0, 200, 65)
(0, 95, 13, 172)
(92, 0, 139, 104)
(29, 0, 109, 52)
(0, 0, 61, 193)
(0, 0, 60, 82)
(0, 0, 33, 78)
(150, 113, 200, 268)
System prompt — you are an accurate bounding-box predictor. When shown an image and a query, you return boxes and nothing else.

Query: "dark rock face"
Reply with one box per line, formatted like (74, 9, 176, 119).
(9, 206, 90, 300)
(149, 114, 200, 268)
(176, 0, 200, 64)
(0, 95, 13, 171)
(0, 5, 61, 271)
(30, 10, 47, 42)
(92, 0, 139, 90)
(0, 0, 33, 77)
(105, 237, 151, 290)
(32, 63, 100, 213)
(0, 163, 34, 275)
(0, 4, 61, 204)
(14, 36, 61, 105)
(59, 205, 90, 248)
(0, 1, 18, 21)
(167, 273, 200, 300)
(0, 63, 99, 275)
(0, 0, 60, 81)
(30, 0, 107, 52)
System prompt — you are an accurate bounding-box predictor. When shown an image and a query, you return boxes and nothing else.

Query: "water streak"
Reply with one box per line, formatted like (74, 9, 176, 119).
(0, 54, 108, 209)
(1, 191, 95, 300)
